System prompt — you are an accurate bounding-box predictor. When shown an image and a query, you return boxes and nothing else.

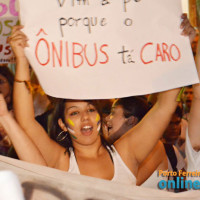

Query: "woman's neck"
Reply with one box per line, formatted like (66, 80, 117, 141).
(73, 137, 105, 158)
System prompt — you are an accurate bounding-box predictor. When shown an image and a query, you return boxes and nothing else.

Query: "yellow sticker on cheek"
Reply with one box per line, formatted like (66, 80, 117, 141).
(96, 114, 100, 122)
(67, 118, 75, 127)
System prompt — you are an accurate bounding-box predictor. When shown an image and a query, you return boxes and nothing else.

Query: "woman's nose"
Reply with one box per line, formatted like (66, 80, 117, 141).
(81, 111, 89, 121)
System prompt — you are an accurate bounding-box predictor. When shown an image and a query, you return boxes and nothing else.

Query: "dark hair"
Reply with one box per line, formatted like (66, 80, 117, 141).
(0, 66, 14, 110)
(115, 96, 150, 122)
(174, 105, 183, 119)
(185, 85, 192, 88)
(49, 99, 113, 156)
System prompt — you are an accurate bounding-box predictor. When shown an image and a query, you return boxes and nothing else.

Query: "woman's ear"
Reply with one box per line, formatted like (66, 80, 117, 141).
(126, 116, 138, 127)
(58, 118, 68, 131)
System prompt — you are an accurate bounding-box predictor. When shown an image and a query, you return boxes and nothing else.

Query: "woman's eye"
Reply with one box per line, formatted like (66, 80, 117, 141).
(70, 111, 79, 116)
(88, 108, 96, 112)
(0, 80, 5, 84)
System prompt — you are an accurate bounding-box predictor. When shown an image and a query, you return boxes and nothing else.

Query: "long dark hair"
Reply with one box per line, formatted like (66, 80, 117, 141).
(49, 99, 113, 156)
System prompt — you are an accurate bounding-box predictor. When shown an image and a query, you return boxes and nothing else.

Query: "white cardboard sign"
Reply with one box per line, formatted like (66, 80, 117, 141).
(19, 0, 199, 99)
(0, 0, 19, 64)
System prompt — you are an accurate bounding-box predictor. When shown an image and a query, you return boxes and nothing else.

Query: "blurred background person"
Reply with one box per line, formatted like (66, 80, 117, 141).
(104, 96, 185, 191)
(0, 65, 14, 156)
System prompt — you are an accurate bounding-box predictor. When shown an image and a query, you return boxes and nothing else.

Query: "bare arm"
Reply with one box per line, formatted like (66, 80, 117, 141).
(188, 28, 200, 151)
(115, 14, 196, 169)
(136, 141, 167, 185)
(10, 26, 65, 167)
(0, 94, 47, 165)
(115, 88, 180, 165)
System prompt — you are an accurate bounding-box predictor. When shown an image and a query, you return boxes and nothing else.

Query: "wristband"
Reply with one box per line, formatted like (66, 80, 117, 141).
(14, 79, 33, 93)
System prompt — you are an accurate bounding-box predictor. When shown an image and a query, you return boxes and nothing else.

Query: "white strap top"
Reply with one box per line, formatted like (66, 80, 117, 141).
(68, 146, 136, 185)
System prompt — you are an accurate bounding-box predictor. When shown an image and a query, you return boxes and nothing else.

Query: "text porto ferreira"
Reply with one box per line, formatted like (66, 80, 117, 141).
(158, 170, 200, 190)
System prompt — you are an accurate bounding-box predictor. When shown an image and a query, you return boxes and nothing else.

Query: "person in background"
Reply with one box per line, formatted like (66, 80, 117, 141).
(0, 65, 14, 111)
(0, 65, 14, 156)
(162, 105, 183, 145)
(0, 93, 47, 165)
(177, 86, 194, 158)
(182, 85, 193, 120)
(104, 96, 149, 144)
(105, 97, 185, 191)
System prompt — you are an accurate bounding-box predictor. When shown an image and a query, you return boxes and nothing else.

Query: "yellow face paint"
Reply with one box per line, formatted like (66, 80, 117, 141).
(67, 118, 75, 127)
(96, 114, 100, 122)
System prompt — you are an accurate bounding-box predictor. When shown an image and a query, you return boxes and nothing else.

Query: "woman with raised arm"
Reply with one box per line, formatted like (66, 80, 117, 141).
(9, 14, 195, 185)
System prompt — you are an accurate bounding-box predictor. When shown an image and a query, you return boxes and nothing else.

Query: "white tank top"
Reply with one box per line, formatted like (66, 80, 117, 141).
(68, 146, 136, 185)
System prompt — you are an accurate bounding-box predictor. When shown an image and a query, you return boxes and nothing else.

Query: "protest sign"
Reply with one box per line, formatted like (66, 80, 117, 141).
(0, 0, 19, 64)
(18, 0, 199, 99)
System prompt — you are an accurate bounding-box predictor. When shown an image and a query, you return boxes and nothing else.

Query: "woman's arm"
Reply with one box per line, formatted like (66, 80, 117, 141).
(188, 27, 200, 151)
(116, 88, 180, 163)
(136, 141, 167, 185)
(115, 14, 196, 168)
(0, 94, 47, 165)
(9, 26, 65, 167)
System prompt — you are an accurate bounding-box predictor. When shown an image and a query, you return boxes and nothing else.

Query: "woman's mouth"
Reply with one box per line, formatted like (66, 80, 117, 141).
(81, 125, 93, 136)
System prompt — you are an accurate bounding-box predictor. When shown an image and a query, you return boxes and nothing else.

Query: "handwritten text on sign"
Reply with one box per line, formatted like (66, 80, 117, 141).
(19, 0, 199, 99)
(0, 0, 18, 17)
(0, 0, 19, 64)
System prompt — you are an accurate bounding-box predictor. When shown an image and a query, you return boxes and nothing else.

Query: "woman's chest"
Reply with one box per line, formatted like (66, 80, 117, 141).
(76, 153, 114, 180)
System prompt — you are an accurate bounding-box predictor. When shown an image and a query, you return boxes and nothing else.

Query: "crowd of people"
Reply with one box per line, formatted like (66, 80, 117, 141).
(0, 13, 199, 193)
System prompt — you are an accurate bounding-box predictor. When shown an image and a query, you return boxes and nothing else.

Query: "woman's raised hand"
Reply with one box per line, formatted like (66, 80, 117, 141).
(180, 13, 196, 44)
(8, 25, 29, 60)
